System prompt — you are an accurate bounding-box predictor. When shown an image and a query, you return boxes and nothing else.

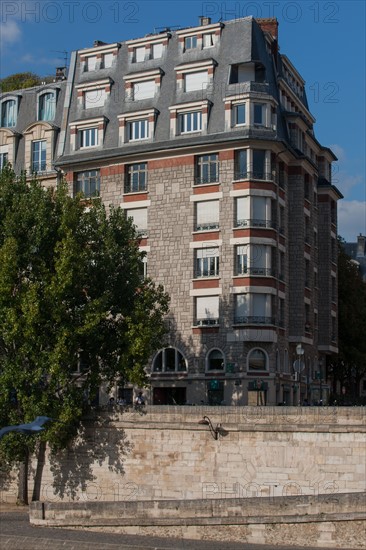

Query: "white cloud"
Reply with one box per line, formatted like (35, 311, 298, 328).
(338, 200, 366, 242)
(0, 20, 21, 46)
(332, 171, 363, 197)
(329, 144, 346, 163)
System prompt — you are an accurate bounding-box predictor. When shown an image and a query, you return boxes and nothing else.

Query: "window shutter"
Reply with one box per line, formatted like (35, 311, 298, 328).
(126, 208, 148, 231)
(152, 43, 163, 58)
(87, 56, 97, 71)
(133, 80, 155, 100)
(103, 53, 113, 68)
(236, 197, 249, 221)
(196, 247, 219, 259)
(196, 296, 219, 319)
(184, 71, 208, 92)
(84, 89, 106, 108)
(196, 200, 219, 224)
(135, 46, 145, 62)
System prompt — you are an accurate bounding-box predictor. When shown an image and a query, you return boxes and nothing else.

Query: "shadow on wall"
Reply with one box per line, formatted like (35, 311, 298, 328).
(48, 414, 133, 500)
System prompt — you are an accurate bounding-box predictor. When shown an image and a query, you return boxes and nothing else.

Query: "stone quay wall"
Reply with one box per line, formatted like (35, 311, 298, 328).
(1, 406, 365, 505)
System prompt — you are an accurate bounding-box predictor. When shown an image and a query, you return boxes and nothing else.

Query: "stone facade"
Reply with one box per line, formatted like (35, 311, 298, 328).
(0, 16, 343, 406)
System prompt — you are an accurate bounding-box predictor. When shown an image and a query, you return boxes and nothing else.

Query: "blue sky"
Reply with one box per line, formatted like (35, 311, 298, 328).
(1, 0, 365, 241)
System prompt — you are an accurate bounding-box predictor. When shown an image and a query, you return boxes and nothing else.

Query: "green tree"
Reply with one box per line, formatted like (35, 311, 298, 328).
(0, 72, 42, 92)
(330, 237, 366, 402)
(0, 166, 169, 502)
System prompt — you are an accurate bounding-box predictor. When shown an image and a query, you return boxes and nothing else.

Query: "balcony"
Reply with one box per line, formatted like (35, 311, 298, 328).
(233, 316, 275, 325)
(195, 222, 219, 231)
(234, 171, 274, 182)
(195, 318, 219, 326)
(235, 218, 276, 230)
(194, 175, 219, 185)
(194, 269, 219, 278)
(226, 81, 270, 95)
(236, 267, 274, 277)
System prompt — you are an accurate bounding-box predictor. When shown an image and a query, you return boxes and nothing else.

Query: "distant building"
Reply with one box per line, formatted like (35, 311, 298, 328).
(0, 16, 343, 406)
(343, 234, 366, 282)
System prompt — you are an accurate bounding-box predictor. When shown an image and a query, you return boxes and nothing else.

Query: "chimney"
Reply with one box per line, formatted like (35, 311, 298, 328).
(356, 234, 366, 258)
(55, 67, 67, 81)
(255, 18, 279, 41)
(94, 40, 107, 47)
(199, 16, 211, 26)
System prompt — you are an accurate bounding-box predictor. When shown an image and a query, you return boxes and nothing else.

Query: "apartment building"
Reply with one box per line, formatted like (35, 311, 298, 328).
(0, 16, 342, 406)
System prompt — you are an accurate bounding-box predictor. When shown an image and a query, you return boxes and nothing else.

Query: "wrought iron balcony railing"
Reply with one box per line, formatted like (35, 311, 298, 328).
(233, 316, 275, 325)
(235, 218, 276, 230)
(195, 318, 219, 326)
(195, 222, 220, 231)
(234, 171, 273, 182)
(236, 267, 275, 277)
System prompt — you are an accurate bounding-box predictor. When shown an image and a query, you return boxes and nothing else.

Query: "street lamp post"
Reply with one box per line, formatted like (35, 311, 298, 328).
(294, 344, 305, 405)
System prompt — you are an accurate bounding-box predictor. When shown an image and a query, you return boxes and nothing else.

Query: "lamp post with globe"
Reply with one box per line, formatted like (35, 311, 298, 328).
(293, 344, 305, 405)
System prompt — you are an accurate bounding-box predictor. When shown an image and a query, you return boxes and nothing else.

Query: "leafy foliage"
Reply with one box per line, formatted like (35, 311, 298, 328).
(0, 166, 169, 463)
(331, 237, 366, 400)
(0, 72, 42, 92)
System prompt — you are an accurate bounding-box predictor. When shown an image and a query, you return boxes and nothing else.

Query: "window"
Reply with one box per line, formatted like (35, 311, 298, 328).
(207, 349, 224, 370)
(75, 170, 100, 198)
(234, 149, 247, 179)
(0, 147, 8, 169)
(1, 99, 17, 127)
(235, 196, 270, 228)
(236, 245, 270, 276)
(184, 35, 197, 50)
(153, 348, 187, 372)
(133, 80, 155, 100)
(179, 111, 202, 134)
(38, 92, 56, 121)
(31, 140, 46, 172)
(85, 56, 97, 71)
(134, 46, 145, 62)
(234, 293, 271, 324)
(229, 63, 253, 84)
(125, 163, 147, 193)
(203, 33, 214, 48)
(195, 200, 219, 231)
(128, 119, 149, 141)
(102, 53, 114, 68)
(234, 103, 246, 125)
(79, 127, 98, 148)
(126, 207, 148, 237)
(254, 103, 264, 125)
(152, 43, 163, 59)
(195, 296, 219, 326)
(84, 89, 106, 108)
(248, 349, 267, 371)
(195, 247, 219, 278)
(195, 153, 219, 184)
(252, 149, 266, 179)
(184, 71, 208, 92)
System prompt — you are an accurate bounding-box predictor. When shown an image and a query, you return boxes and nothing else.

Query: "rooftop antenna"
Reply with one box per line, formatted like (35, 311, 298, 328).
(51, 50, 69, 69)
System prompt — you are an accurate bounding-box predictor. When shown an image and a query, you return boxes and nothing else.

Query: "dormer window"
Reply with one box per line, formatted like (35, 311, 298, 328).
(85, 55, 97, 71)
(118, 108, 158, 144)
(203, 33, 215, 48)
(38, 91, 56, 121)
(69, 116, 107, 151)
(175, 59, 216, 93)
(79, 43, 119, 73)
(184, 71, 209, 92)
(76, 79, 113, 109)
(134, 46, 146, 63)
(184, 35, 197, 50)
(169, 100, 211, 137)
(124, 70, 163, 102)
(1, 99, 17, 128)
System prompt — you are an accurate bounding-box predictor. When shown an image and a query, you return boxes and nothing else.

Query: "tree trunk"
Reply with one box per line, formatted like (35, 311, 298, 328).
(17, 448, 29, 505)
(32, 440, 46, 501)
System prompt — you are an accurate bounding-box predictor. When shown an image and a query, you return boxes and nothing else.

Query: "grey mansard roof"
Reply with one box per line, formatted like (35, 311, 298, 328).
(57, 17, 296, 166)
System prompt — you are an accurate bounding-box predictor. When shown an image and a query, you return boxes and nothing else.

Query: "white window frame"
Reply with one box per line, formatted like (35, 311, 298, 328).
(85, 55, 97, 72)
(76, 79, 112, 109)
(31, 139, 47, 172)
(79, 127, 98, 148)
(184, 35, 198, 50)
(118, 108, 157, 145)
(0, 145, 8, 169)
(195, 247, 220, 278)
(179, 111, 202, 134)
(102, 52, 114, 68)
(69, 117, 106, 151)
(1, 97, 18, 128)
(128, 119, 149, 141)
(151, 42, 164, 59)
(134, 46, 146, 63)
(37, 90, 57, 121)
